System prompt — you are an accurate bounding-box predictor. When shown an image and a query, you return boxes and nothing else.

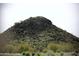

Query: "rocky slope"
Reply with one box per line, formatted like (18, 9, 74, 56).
(0, 16, 79, 52)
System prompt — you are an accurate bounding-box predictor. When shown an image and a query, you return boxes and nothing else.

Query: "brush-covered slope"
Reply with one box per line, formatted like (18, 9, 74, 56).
(0, 16, 79, 53)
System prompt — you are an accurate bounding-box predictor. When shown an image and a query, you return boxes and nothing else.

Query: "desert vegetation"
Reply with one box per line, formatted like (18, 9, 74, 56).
(0, 16, 79, 56)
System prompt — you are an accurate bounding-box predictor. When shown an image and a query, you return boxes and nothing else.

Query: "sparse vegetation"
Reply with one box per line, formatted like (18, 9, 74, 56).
(0, 16, 79, 56)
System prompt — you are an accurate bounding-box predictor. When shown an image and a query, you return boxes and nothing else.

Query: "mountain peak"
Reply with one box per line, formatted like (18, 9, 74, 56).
(12, 16, 52, 36)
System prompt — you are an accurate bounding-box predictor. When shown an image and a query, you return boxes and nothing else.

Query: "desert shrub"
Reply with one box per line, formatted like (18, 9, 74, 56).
(22, 52, 30, 56)
(37, 53, 41, 56)
(57, 42, 74, 52)
(3, 40, 35, 53)
(25, 53, 30, 56)
(17, 41, 34, 53)
(56, 49, 61, 53)
(4, 44, 18, 53)
(47, 43, 59, 52)
(19, 45, 29, 53)
(31, 52, 35, 56)
(22, 52, 26, 55)
(42, 48, 48, 53)
(60, 52, 64, 56)
(46, 50, 55, 56)
(54, 52, 60, 56)
(47, 42, 74, 52)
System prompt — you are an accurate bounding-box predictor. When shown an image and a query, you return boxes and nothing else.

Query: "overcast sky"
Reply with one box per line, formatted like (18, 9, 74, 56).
(0, 3, 79, 37)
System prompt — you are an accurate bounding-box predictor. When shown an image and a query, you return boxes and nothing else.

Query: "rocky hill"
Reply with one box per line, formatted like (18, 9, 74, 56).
(0, 16, 79, 54)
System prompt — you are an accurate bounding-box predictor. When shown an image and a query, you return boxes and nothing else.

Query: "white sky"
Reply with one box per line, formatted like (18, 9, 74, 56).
(0, 3, 79, 37)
